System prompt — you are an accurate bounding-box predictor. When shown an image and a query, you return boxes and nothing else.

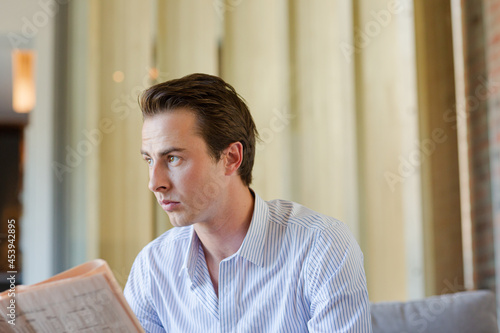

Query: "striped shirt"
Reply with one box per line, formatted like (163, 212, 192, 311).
(124, 192, 372, 332)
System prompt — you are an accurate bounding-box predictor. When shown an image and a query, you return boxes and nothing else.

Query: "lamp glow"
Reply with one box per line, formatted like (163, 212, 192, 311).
(12, 49, 36, 113)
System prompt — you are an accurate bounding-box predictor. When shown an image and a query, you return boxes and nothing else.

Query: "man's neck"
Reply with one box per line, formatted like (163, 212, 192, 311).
(194, 185, 254, 296)
(194, 186, 255, 264)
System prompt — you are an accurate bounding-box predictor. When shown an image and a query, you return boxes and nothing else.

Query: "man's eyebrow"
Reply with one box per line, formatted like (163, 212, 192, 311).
(140, 147, 186, 156)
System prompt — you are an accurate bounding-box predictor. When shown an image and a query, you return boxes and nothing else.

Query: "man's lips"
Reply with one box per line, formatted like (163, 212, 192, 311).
(160, 200, 180, 211)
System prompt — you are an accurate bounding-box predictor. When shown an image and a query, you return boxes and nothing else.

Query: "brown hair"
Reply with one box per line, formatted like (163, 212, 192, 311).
(139, 73, 258, 186)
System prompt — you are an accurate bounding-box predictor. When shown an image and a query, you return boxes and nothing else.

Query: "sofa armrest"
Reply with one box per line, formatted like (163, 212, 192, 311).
(371, 290, 498, 333)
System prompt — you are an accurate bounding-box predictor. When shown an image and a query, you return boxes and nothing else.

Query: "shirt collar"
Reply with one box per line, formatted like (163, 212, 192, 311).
(179, 190, 270, 279)
(179, 226, 198, 279)
(236, 191, 269, 267)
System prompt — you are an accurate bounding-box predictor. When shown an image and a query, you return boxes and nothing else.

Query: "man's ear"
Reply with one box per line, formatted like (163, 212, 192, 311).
(223, 142, 243, 176)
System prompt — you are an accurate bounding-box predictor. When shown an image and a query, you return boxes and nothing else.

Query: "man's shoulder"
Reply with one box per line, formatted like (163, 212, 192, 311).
(265, 198, 343, 233)
(262, 197, 361, 268)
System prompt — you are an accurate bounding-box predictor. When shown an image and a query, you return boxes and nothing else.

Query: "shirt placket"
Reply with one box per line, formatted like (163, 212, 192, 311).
(219, 257, 237, 333)
(190, 242, 220, 322)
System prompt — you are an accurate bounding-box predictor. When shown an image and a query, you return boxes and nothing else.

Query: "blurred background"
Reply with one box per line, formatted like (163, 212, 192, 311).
(0, 0, 499, 312)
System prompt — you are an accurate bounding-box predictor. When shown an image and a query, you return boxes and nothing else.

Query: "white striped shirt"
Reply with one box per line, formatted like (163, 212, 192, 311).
(124, 192, 372, 332)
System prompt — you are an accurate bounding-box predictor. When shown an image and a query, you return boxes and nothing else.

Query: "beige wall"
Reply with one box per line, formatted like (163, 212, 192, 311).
(88, 0, 156, 285)
(58, 0, 463, 301)
(288, 0, 360, 241)
(354, 0, 422, 301)
(414, 0, 464, 296)
(222, 0, 293, 203)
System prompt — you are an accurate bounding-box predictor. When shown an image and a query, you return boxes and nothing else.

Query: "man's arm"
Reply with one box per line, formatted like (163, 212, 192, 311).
(306, 223, 372, 332)
(124, 250, 165, 333)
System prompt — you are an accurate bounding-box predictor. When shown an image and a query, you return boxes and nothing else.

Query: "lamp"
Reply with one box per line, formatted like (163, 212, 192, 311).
(12, 49, 36, 113)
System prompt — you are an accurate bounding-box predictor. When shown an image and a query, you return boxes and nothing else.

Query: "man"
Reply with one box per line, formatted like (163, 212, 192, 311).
(124, 73, 372, 332)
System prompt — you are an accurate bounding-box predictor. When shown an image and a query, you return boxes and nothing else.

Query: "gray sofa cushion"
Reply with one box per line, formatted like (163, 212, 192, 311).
(371, 290, 498, 333)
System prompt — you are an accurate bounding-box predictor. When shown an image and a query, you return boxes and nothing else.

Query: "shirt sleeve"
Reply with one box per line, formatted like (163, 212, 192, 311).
(306, 223, 372, 332)
(124, 249, 166, 333)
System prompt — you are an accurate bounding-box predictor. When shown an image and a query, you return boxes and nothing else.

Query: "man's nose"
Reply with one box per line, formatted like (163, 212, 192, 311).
(148, 163, 170, 192)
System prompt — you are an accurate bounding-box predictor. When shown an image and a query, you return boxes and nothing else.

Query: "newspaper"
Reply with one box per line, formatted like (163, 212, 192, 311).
(0, 259, 144, 332)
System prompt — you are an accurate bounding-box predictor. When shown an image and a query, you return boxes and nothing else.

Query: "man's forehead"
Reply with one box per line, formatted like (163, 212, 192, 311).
(141, 111, 205, 154)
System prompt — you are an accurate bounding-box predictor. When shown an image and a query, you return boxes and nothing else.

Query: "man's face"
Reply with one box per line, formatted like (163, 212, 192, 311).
(141, 109, 227, 227)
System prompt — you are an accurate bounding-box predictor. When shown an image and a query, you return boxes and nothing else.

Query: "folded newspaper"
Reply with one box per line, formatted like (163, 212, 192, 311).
(0, 259, 144, 332)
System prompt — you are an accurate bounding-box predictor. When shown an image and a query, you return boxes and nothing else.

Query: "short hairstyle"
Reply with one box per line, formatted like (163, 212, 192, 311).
(139, 73, 258, 186)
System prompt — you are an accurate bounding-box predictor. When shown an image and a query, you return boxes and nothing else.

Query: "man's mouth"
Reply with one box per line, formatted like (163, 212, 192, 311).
(160, 200, 180, 212)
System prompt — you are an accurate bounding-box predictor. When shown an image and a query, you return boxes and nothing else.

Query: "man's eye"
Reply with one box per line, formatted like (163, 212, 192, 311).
(168, 156, 180, 163)
(145, 158, 153, 166)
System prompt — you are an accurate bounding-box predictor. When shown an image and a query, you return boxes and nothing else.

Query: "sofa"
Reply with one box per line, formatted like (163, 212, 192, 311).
(370, 290, 498, 333)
